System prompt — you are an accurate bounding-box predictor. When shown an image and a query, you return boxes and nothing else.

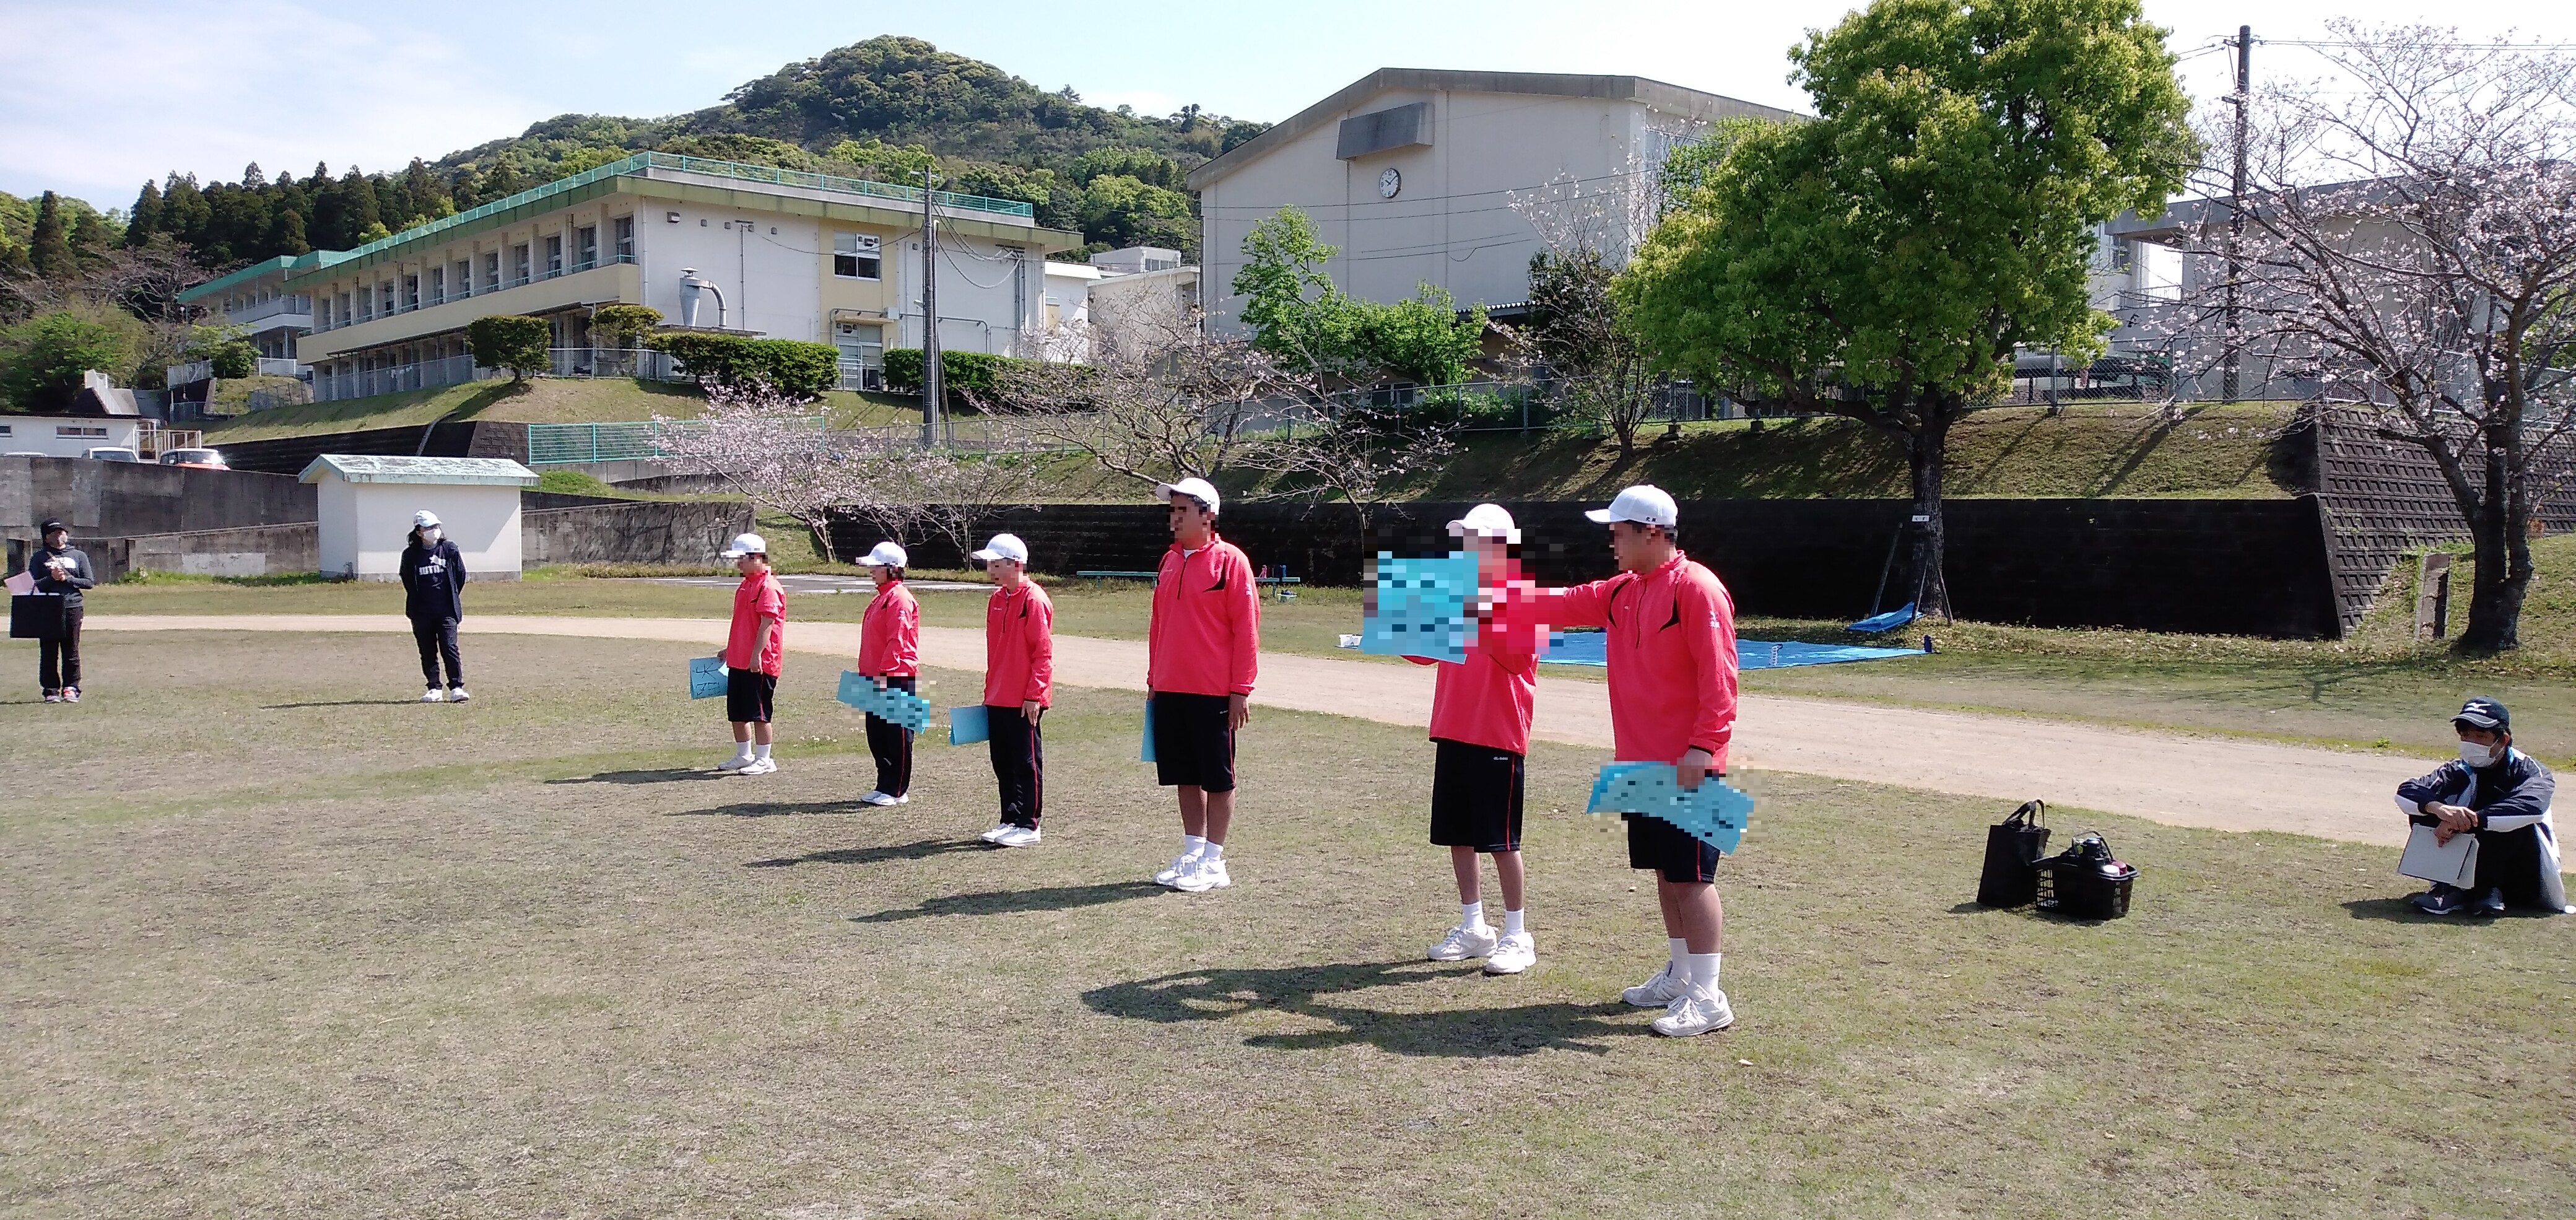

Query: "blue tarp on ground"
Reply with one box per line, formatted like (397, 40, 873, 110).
(1539, 631, 1923, 671)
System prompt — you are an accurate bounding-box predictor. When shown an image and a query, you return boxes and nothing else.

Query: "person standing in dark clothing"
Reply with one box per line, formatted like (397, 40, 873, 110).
(398, 510, 469, 703)
(30, 519, 94, 703)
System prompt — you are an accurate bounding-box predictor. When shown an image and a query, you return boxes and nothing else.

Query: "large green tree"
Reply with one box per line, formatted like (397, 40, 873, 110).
(1621, 0, 2193, 616)
(1232, 207, 1485, 386)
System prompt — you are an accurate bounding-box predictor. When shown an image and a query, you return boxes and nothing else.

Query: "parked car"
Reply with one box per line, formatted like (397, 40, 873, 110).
(82, 447, 142, 462)
(160, 447, 228, 469)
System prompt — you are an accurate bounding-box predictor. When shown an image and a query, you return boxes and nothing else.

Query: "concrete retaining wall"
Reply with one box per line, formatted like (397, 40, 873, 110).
(72, 523, 322, 583)
(523, 500, 753, 567)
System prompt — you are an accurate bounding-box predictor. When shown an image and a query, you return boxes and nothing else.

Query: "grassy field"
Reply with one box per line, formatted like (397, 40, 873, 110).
(2, 630, 2568, 1216)
(79, 531, 2576, 765)
(201, 377, 921, 443)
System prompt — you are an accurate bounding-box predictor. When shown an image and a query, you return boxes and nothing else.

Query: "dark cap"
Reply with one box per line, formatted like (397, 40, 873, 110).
(40, 518, 66, 534)
(2453, 697, 2510, 733)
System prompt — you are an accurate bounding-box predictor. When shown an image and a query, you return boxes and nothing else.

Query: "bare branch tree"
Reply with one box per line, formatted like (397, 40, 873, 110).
(989, 299, 1277, 487)
(1239, 390, 1459, 554)
(892, 417, 1054, 563)
(2164, 22, 2576, 650)
(652, 383, 918, 564)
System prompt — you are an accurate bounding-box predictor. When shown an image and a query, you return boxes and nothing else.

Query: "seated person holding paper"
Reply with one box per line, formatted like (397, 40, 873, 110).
(2398, 697, 2567, 916)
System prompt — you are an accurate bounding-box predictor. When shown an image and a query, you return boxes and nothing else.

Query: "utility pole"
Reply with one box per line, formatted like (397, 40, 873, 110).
(2223, 25, 2250, 402)
(921, 165, 942, 447)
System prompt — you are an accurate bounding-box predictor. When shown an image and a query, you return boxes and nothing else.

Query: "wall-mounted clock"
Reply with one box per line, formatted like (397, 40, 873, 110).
(1379, 167, 1402, 199)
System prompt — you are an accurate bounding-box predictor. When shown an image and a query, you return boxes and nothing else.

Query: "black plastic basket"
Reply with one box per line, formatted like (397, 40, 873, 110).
(2035, 832, 2136, 920)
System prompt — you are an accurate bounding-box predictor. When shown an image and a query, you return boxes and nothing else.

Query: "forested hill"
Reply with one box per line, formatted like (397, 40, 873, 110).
(102, 36, 1266, 270)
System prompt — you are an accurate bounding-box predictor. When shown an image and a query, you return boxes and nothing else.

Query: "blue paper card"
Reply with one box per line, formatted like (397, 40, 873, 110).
(1141, 697, 1157, 762)
(1360, 550, 1481, 663)
(837, 671, 931, 733)
(1585, 762, 1753, 853)
(949, 704, 990, 746)
(688, 656, 726, 699)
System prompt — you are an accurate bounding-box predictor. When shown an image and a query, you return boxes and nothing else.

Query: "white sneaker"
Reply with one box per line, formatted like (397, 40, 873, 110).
(858, 791, 908, 807)
(717, 753, 755, 772)
(446, 687, 470, 702)
(978, 824, 1012, 843)
(1170, 856, 1232, 892)
(1484, 932, 1537, 975)
(993, 825, 1042, 848)
(1154, 850, 1203, 887)
(1622, 962, 1689, 1008)
(420, 687, 445, 702)
(1428, 923, 1500, 962)
(739, 757, 777, 776)
(1650, 986, 1735, 1037)
(59, 687, 78, 704)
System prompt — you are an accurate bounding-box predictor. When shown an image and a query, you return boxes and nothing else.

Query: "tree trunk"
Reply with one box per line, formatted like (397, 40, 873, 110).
(803, 513, 838, 565)
(1907, 419, 1954, 621)
(2456, 442, 2530, 653)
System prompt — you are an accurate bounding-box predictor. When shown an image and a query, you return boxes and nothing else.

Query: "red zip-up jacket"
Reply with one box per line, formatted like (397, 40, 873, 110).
(856, 580, 919, 678)
(983, 580, 1054, 707)
(1406, 571, 1542, 754)
(1147, 535, 1260, 696)
(1533, 552, 1739, 768)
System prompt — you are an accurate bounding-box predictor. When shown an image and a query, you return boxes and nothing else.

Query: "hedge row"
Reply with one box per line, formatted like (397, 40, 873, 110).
(881, 348, 1051, 404)
(648, 333, 840, 398)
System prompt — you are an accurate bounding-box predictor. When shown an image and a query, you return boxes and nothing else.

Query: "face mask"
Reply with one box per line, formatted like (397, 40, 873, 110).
(421, 528, 442, 544)
(2460, 741, 2503, 767)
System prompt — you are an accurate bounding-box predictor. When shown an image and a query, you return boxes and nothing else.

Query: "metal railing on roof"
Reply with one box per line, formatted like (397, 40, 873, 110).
(316, 152, 1036, 272)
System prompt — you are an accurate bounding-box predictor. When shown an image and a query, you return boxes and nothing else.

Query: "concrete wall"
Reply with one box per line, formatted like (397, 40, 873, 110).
(522, 500, 753, 567)
(72, 523, 322, 583)
(318, 480, 523, 580)
(1, 455, 316, 545)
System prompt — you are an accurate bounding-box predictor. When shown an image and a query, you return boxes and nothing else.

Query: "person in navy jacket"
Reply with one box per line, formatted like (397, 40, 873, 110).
(398, 510, 469, 703)
(2398, 697, 2565, 915)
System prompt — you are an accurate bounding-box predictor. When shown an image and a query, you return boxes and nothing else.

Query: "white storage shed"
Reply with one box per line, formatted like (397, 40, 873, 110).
(298, 455, 539, 581)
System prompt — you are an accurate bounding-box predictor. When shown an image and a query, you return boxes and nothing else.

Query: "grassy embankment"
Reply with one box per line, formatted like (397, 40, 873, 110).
(3, 629, 2569, 1216)
(198, 377, 924, 443)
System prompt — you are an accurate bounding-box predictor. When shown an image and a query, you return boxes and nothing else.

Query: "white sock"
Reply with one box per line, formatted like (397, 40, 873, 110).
(1183, 834, 1207, 859)
(1202, 842, 1224, 862)
(1503, 908, 1525, 937)
(733, 741, 754, 760)
(754, 743, 772, 761)
(1461, 900, 1485, 929)
(1687, 952, 1722, 989)
(1668, 937, 1689, 972)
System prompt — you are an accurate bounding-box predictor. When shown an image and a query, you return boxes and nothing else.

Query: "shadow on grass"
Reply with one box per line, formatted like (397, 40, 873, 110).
(851, 879, 1160, 922)
(676, 799, 879, 819)
(1083, 960, 1642, 1058)
(751, 838, 985, 869)
(547, 768, 729, 785)
(263, 700, 420, 709)
(2341, 895, 2561, 922)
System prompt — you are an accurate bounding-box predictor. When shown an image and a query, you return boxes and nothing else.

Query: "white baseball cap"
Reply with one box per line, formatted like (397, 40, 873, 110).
(1584, 484, 1679, 528)
(1155, 476, 1222, 515)
(861, 541, 909, 568)
(970, 533, 1030, 564)
(719, 532, 768, 558)
(1447, 503, 1520, 544)
(413, 510, 442, 528)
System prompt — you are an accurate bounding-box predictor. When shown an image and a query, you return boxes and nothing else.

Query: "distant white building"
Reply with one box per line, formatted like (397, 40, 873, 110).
(300, 455, 538, 580)
(0, 372, 146, 456)
(1033, 246, 1203, 362)
(1189, 69, 1797, 331)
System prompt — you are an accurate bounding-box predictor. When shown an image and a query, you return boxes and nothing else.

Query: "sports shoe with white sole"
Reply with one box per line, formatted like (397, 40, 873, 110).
(446, 687, 471, 703)
(1484, 932, 1537, 975)
(1154, 851, 1203, 887)
(1650, 986, 1735, 1037)
(420, 687, 445, 703)
(1428, 923, 1500, 962)
(60, 687, 78, 703)
(993, 825, 1042, 848)
(978, 824, 1012, 843)
(1170, 856, 1232, 892)
(1623, 962, 1689, 1008)
(858, 791, 908, 807)
(738, 757, 777, 775)
(43, 692, 61, 704)
(716, 753, 755, 772)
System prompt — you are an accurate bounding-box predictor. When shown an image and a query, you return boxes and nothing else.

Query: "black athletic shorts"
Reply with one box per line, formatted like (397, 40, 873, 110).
(1151, 691, 1236, 792)
(726, 669, 778, 724)
(1429, 738, 1525, 852)
(1626, 772, 1725, 882)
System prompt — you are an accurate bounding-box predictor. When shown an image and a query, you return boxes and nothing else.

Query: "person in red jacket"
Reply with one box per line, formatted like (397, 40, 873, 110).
(1535, 485, 1742, 1037)
(855, 541, 920, 806)
(1406, 503, 1544, 974)
(973, 533, 1053, 848)
(1145, 476, 1261, 894)
(716, 532, 786, 776)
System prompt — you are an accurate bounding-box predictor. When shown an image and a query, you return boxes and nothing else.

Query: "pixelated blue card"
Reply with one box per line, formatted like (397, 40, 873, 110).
(948, 704, 990, 746)
(1585, 761, 1752, 853)
(836, 671, 932, 733)
(688, 656, 726, 699)
(1360, 550, 1481, 664)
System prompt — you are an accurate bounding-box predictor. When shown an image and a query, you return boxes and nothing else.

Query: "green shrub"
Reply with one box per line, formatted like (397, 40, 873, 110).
(207, 342, 258, 379)
(647, 332, 840, 399)
(590, 304, 662, 349)
(466, 315, 551, 382)
(0, 310, 131, 411)
(881, 348, 1049, 406)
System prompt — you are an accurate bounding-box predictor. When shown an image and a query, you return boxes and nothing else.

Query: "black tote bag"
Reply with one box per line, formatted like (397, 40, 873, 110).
(1976, 799, 2052, 907)
(10, 592, 66, 641)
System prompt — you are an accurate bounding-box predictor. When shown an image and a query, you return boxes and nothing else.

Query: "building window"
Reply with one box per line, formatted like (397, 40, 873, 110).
(614, 216, 634, 259)
(58, 425, 108, 438)
(429, 266, 445, 304)
(833, 320, 884, 390)
(403, 275, 419, 310)
(484, 252, 500, 293)
(380, 281, 395, 315)
(834, 232, 881, 279)
(454, 259, 473, 299)
(339, 290, 354, 323)
(576, 225, 598, 271)
(512, 244, 531, 286)
(544, 235, 563, 277)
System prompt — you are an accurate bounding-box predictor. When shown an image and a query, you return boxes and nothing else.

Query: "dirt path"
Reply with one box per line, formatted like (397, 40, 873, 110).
(89, 614, 2428, 847)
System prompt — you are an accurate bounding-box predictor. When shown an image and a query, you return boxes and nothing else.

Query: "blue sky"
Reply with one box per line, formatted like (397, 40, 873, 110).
(6, 0, 2570, 209)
